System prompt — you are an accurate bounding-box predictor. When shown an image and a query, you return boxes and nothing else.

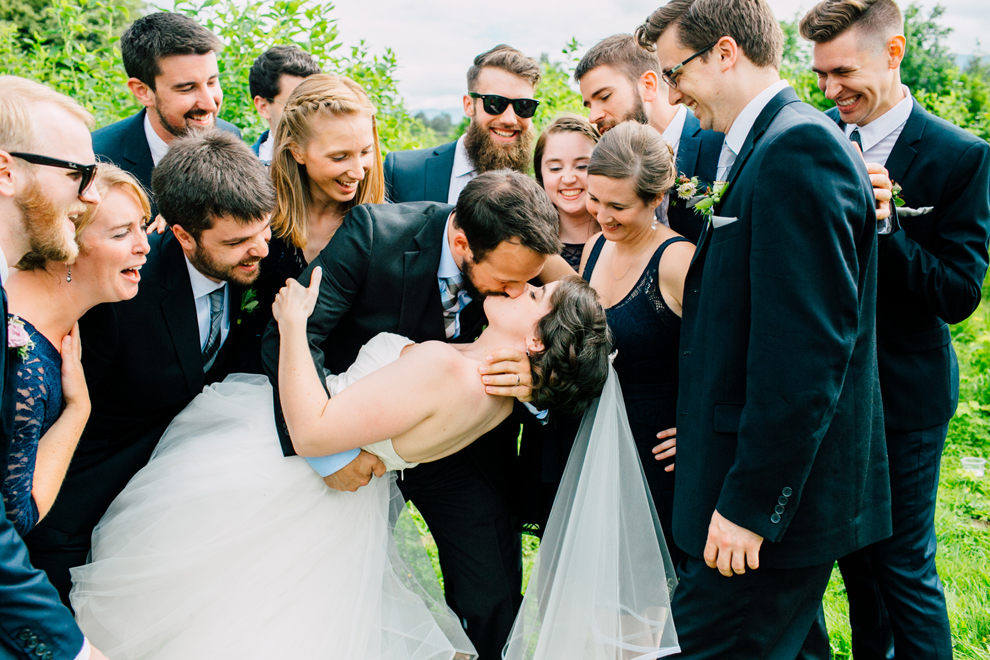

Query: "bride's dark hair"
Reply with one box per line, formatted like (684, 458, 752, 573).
(529, 277, 612, 415)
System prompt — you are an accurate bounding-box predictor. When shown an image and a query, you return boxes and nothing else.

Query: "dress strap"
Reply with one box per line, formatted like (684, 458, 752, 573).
(580, 235, 609, 282)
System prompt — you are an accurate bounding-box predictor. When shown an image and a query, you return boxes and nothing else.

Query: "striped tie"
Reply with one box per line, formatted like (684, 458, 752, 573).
(440, 276, 467, 339)
(201, 287, 225, 372)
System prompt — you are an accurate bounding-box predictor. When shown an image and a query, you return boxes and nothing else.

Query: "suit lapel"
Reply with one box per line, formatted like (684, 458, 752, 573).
(883, 100, 925, 186)
(120, 110, 155, 191)
(424, 142, 458, 203)
(398, 207, 448, 339)
(676, 111, 702, 179)
(158, 234, 203, 394)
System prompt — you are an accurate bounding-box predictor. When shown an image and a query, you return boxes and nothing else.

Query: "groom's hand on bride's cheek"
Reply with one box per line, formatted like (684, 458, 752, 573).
(480, 349, 533, 402)
(323, 450, 386, 492)
(704, 509, 764, 577)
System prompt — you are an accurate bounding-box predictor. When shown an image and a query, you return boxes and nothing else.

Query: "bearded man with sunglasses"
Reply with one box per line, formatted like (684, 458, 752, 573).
(384, 45, 541, 205)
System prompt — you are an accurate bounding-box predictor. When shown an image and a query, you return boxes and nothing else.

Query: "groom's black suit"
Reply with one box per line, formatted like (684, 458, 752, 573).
(261, 202, 524, 660)
(25, 232, 244, 605)
(671, 87, 891, 658)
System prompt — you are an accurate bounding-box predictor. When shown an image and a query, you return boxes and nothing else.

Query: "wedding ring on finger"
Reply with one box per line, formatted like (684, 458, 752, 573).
(515, 374, 520, 386)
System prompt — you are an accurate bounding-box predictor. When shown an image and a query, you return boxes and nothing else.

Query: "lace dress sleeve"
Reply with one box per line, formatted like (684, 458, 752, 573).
(2, 320, 61, 536)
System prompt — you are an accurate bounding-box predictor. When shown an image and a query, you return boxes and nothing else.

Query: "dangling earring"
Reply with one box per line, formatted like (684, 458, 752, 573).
(65, 263, 72, 283)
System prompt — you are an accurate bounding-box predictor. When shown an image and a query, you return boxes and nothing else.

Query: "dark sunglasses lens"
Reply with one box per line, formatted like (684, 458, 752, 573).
(482, 96, 510, 115)
(79, 165, 97, 195)
(512, 99, 538, 118)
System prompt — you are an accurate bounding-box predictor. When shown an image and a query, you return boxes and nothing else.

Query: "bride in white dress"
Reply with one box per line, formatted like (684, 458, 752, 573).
(70, 271, 679, 659)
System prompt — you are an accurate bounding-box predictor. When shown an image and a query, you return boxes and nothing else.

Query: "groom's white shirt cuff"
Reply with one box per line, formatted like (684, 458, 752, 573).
(306, 449, 361, 478)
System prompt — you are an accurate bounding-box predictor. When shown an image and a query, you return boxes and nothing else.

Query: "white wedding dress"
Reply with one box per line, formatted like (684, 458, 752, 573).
(70, 333, 679, 660)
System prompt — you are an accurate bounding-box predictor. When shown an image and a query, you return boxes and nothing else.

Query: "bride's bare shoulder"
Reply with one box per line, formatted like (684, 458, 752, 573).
(399, 341, 483, 384)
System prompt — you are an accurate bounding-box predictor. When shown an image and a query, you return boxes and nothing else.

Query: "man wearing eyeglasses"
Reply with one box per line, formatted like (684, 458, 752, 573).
(384, 45, 541, 205)
(0, 76, 111, 660)
(636, 0, 891, 658)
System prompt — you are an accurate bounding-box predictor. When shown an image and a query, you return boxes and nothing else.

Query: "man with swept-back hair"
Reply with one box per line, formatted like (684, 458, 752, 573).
(91, 11, 241, 208)
(248, 45, 321, 164)
(384, 45, 542, 205)
(636, 0, 891, 656)
(802, 1, 990, 657)
(575, 33, 723, 242)
(26, 129, 273, 607)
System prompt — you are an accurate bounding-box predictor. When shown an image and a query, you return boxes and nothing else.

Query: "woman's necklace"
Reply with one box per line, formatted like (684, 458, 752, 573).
(608, 230, 657, 281)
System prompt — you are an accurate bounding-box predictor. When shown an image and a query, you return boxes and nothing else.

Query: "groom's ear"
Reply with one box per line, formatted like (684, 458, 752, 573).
(451, 229, 473, 262)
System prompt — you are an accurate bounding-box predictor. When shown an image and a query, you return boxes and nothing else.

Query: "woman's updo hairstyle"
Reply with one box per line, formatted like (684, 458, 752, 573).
(533, 114, 600, 188)
(587, 120, 676, 206)
(529, 277, 612, 415)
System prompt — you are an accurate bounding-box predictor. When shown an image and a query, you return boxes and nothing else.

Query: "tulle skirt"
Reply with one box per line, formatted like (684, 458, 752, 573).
(69, 374, 475, 660)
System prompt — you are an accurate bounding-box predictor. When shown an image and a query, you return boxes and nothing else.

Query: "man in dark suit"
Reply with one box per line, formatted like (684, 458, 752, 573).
(91, 12, 240, 210)
(384, 45, 541, 204)
(638, 0, 891, 656)
(575, 33, 724, 244)
(25, 130, 273, 608)
(802, 1, 990, 657)
(0, 77, 110, 660)
(262, 171, 567, 659)
(248, 45, 321, 165)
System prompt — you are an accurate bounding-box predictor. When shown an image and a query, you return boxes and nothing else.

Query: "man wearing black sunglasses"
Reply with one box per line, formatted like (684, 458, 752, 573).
(384, 45, 541, 206)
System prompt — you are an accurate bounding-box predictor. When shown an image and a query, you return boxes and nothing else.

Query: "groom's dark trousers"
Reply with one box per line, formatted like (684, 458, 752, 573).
(827, 100, 990, 660)
(262, 202, 525, 660)
(671, 87, 892, 658)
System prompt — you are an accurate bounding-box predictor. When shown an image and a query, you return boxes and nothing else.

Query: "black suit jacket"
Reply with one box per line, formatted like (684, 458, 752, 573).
(92, 109, 242, 213)
(261, 202, 522, 499)
(666, 110, 724, 243)
(675, 87, 891, 569)
(828, 101, 990, 431)
(383, 140, 457, 203)
(0, 287, 84, 659)
(36, 232, 243, 539)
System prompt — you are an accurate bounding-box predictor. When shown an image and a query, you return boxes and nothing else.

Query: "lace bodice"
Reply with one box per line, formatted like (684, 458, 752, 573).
(3, 316, 62, 535)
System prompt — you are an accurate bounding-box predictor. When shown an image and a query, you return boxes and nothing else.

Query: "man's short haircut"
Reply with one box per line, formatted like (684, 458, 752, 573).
(0, 76, 93, 154)
(635, 0, 784, 71)
(152, 128, 275, 236)
(121, 12, 222, 90)
(249, 45, 322, 101)
(799, 0, 904, 48)
(454, 170, 562, 263)
(466, 45, 542, 92)
(574, 34, 661, 87)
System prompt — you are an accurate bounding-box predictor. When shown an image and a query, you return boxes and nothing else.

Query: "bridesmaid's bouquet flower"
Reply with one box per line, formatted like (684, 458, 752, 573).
(7, 316, 34, 360)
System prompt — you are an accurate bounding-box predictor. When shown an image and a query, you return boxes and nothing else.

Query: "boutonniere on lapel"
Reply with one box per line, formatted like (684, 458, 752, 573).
(669, 174, 701, 207)
(691, 181, 730, 221)
(7, 316, 35, 360)
(891, 182, 905, 208)
(237, 288, 259, 325)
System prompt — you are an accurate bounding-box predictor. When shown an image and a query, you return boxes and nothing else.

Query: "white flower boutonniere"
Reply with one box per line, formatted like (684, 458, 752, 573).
(692, 181, 729, 221)
(670, 174, 700, 207)
(7, 316, 35, 360)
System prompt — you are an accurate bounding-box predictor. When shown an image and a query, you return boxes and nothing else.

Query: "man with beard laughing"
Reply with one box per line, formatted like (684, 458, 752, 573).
(384, 45, 541, 205)
(90, 12, 241, 213)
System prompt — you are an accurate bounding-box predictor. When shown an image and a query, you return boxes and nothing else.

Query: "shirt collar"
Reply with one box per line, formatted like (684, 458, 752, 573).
(438, 212, 462, 279)
(661, 104, 688, 154)
(845, 86, 913, 152)
(143, 111, 170, 167)
(184, 256, 226, 299)
(451, 134, 475, 180)
(258, 131, 273, 162)
(0, 244, 8, 286)
(723, 79, 791, 157)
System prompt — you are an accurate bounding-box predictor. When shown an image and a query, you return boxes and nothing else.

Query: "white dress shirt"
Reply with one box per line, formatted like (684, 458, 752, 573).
(0, 243, 8, 286)
(184, 257, 230, 350)
(844, 86, 913, 167)
(143, 112, 170, 167)
(257, 132, 274, 163)
(717, 79, 791, 181)
(446, 135, 476, 205)
(661, 104, 688, 160)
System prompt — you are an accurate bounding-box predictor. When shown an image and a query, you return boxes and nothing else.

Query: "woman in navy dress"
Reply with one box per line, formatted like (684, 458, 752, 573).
(3, 164, 150, 534)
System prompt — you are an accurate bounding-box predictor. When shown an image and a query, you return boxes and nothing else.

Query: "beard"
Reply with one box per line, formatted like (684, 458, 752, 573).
(155, 98, 217, 139)
(189, 241, 262, 287)
(15, 175, 79, 265)
(463, 118, 535, 174)
(596, 93, 650, 133)
(461, 257, 506, 300)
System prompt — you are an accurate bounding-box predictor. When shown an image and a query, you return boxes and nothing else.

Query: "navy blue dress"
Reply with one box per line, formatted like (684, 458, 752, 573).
(2, 317, 62, 535)
(583, 235, 689, 564)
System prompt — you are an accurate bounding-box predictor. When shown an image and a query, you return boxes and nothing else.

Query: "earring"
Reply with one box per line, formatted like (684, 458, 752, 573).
(65, 263, 72, 283)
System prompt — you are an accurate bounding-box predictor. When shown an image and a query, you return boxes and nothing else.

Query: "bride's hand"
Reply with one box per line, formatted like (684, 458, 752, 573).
(273, 266, 322, 329)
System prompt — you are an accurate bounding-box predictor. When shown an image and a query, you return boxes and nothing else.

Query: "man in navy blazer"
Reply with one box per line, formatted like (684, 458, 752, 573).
(0, 77, 110, 660)
(91, 13, 240, 210)
(640, 0, 890, 656)
(248, 46, 321, 164)
(576, 33, 723, 243)
(803, 1, 990, 658)
(384, 45, 542, 204)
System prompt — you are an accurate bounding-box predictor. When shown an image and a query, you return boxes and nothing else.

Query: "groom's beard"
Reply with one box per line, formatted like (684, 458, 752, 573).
(463, 118, 535, 175)
(460, 258, 506, 300)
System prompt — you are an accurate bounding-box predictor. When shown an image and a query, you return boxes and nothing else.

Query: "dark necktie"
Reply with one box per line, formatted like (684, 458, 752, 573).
(202, 287, 225, 372)
(850, 128, 863, 151)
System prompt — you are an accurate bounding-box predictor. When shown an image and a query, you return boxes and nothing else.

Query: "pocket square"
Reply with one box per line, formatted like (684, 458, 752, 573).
(712, 215, 738, 228)
(898, 205, 934, 217)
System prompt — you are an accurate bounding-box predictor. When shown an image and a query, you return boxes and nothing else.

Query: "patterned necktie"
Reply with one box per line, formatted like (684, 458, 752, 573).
(440, 276, 467, 339)
(850, 128, 863, 151)
(716, 142, 736, 183)
(201, 287, 225, 372)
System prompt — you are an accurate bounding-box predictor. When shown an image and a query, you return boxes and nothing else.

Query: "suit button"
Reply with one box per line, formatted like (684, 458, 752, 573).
(34, 643, 46, 655)
(682, 351, 691, 356)
(774, 504, 785, 514)
(771, 513, 781, 524)
(26, 637, 37, 648)
(782, 487, 793, 497)
(44, 654, 53, 660)
(778, 496, 788, 505)
(19, 630, 31, 641)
